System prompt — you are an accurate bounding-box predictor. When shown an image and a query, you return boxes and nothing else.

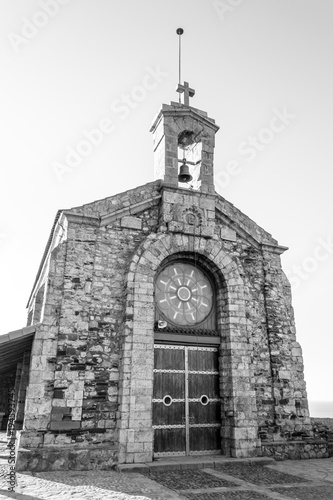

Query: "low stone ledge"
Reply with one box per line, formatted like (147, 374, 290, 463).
(311, 417, 333, 432)
(117, 456, 275, 473)
(116, 463, 150, 473)
(16, 445, 118, 471)
(263, 439, 332, 444)
(262, 440, 333, 461)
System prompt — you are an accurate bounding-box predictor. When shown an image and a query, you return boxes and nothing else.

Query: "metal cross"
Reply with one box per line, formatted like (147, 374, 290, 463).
(176, 81, 195, 106)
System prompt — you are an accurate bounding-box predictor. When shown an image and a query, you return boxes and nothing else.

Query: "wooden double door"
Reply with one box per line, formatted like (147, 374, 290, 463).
(153, 344, 221, 457)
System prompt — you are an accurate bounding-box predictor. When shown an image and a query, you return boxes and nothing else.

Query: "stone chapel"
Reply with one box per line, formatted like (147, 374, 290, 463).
(1, 82, 330, 471)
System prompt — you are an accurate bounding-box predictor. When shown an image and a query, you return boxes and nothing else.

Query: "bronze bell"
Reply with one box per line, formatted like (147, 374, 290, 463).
(178, 159, 193, 183)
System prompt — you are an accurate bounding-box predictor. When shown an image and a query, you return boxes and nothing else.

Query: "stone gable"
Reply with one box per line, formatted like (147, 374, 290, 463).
(15, 179, 314, 470)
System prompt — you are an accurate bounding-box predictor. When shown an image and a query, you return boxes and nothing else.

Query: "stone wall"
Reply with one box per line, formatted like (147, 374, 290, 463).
(262, 441, 331, 460)
(18, 183, 161, 470)
(311, 417, 333, 432)
(311, 417, 333, 455)
(260, 419, 333, 460)
(15, 351, 31, 430)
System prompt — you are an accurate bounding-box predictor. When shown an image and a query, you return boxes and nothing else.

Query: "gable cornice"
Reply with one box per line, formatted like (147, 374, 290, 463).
(62, 212, 100, 226)
(215, 207, 288, 254)
(216, 207, 261, 250)
(100, 195, 161, 227)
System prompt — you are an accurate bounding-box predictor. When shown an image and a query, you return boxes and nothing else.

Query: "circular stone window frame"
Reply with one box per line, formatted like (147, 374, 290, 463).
(155, 261, 215, 328)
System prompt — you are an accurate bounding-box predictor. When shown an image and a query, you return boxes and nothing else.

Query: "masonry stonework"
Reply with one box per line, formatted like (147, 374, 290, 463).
(9, 100, 328, 471)
(0, 371, 15, 430)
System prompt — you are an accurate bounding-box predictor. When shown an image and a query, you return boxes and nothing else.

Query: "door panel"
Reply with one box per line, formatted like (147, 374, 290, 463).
(188, 348, 219, 372)
(153, 345, 186, 456)
(188, 347, 221, 454)
(153, 373, 185, 400)
(154, 428, 186, 454)
(188, 401, 221, 425)
(153, 344, 221, 457)
(188, 374, 220, 398)
(153, 400, 185, 426)
(189, 426, 221, 453)
(154, 347, 185, 370)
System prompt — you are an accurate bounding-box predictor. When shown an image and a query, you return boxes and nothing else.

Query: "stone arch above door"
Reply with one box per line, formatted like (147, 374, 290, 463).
(117, 233, 259, 463)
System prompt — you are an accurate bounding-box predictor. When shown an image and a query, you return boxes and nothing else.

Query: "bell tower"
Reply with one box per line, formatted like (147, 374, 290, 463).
(150, 100, 219, 194)
(150, 28, 219, 194)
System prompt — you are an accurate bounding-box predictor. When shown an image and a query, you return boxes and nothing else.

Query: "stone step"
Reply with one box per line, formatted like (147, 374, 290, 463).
(116, 456, 275, 473)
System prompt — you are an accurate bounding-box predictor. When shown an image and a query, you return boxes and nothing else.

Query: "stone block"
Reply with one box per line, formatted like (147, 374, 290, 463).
(127, 442, 144, 453)
(67, 400, 82, 407)
(50, 421, 81, 431)
(136, 430, 153, 442)
(26, 384, 45, 399)
(168, 221, 184, 232)
(71, 407, 82, 420)
(279, 370, 291, 380)
(43, 434, 56, 446)
(17, 431, 44, 448)
(200, 225, 215, 238)
(121, 216, 142, 230)
(221, 227, 237, 241)
(133, 451, 151, 463)
(24, 416, 50, 431)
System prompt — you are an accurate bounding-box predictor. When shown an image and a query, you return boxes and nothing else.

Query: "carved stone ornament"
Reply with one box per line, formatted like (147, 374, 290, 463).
(182, 206, 204, 227)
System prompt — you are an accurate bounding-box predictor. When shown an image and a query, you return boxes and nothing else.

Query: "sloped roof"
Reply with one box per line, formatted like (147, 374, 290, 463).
(0, 325, 36, 374)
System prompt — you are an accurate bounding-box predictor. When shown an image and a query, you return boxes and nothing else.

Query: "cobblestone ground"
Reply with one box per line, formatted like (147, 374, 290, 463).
(213, 463, 309, 485)
(141, 470, 237, 490)
(182, 493, 273, 500)
(142, 459, 333, 500)
(0, 460, 177, 500)
(0, 452, 333, 500)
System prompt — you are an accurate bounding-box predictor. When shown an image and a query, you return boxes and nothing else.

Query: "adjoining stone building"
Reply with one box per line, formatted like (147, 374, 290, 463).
(0, 88, 331, 471)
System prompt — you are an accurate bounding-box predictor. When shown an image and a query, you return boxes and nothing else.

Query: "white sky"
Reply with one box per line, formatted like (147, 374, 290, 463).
(0, 0, 332, 402)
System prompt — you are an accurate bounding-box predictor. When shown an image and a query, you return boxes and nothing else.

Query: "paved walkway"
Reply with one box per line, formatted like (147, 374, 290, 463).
(0, 436, 332, 500)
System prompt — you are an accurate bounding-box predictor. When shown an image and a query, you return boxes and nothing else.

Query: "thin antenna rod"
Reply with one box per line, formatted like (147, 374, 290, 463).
(177, 28, 184, 103)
